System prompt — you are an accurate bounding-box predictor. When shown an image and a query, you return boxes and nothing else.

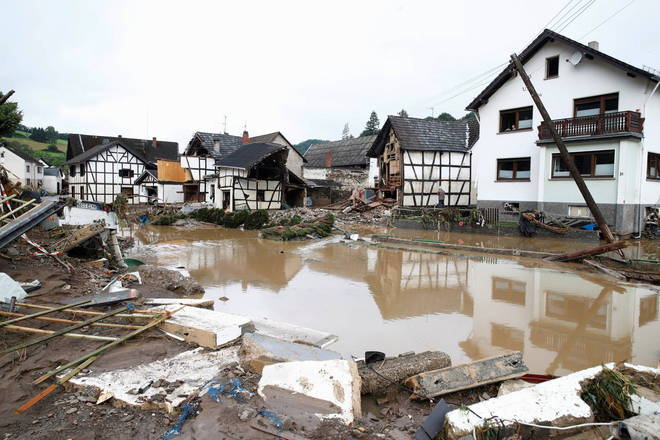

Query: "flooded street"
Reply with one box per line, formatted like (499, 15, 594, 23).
(128, 225, 659, 377)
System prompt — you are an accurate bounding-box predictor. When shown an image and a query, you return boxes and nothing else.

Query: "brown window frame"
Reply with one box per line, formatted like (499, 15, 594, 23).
(499, 106, 533, 132)
(647, 153, 660, 180)
(573, 93, 618, 117)
(496, 157, 531, 181)
(545, 55, 559, 79)
(80, 186, 85, 200)
(551, 150, 615, 179)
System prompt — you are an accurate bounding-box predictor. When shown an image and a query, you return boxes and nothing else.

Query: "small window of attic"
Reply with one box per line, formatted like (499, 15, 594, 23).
(546, 56, 559, 79)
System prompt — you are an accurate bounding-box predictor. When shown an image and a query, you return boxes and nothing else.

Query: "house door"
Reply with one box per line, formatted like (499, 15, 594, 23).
(222, 191, 230, 210)
(183, 184, 200, 203)
(146, 186, 157, 204)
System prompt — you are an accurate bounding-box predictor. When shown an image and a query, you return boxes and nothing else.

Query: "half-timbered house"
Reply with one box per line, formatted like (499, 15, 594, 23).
(134, 159, 190, 204)
(367, 116, 479, 207)
(65, 134, 178, 204)
(212, 143, 288, 211)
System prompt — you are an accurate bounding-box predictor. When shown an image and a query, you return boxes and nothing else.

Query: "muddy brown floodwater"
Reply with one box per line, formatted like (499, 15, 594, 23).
(127, 225, 660, 376)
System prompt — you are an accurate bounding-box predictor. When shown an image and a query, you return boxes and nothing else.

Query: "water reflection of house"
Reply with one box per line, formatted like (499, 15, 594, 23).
(132, 227, 303, 292)
(462, 262, 659, 375)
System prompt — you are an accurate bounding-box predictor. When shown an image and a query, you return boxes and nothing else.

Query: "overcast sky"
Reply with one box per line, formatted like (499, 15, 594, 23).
(1, 0, 658, 148)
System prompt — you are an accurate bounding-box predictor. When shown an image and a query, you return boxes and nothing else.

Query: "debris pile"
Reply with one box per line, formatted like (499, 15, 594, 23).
(260, 213, 335, 241)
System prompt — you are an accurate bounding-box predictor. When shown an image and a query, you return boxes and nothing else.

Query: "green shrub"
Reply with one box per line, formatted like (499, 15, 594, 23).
(244, 210, 269, 230)
(152, 213, 186, 225)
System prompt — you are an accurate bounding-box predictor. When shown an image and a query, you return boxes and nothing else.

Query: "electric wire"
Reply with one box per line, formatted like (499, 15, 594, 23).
(579, 0, 635, 40)
(543, 0, 578, 29)
(549, 0, 588, 30)
(555, 0, 597, 32)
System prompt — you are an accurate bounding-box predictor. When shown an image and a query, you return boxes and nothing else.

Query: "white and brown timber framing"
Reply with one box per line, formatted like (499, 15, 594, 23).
(368, 116, 478, 207)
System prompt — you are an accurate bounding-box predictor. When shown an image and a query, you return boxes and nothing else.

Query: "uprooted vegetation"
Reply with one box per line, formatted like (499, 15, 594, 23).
(260, 213, 335, 241)
(150, 208, 270, 230)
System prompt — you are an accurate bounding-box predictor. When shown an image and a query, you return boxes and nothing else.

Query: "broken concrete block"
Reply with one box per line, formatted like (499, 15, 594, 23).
(240, 314, 338, 348)
(240, 333, 342, 373)
(443, 363, 659, 439)
(258, 359, 362, 429)
(405, 351, 528, 399)
(159, 306, 253, 348)
(70, 347, 239, 413)
(497, 379, 535, 397)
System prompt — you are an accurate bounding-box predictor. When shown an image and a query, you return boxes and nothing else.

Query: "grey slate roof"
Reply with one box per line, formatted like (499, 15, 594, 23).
(1, 142, 40, 164)
(190, 132, 243, 158)
(466, 29, 659, 111)
(216, 143, 288, 170)
(304, 135, 377, 168)
(367, 116, 478, 157)
(66, 134, 178, 165)
(64, 141, 150, 165)
(43, 167, 61, 177)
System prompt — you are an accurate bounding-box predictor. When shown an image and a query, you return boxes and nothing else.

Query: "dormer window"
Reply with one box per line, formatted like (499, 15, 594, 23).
(546, 55, 559, 79)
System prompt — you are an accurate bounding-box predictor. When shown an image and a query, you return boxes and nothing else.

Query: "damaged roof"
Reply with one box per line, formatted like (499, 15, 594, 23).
(367, 116, 478, 157)
(466, 29, 659, 111)
(216, 143, 288, 170)
(66, 134, 178, 164)
(187, 132, 243, 158)
(304, 135, 377, 168)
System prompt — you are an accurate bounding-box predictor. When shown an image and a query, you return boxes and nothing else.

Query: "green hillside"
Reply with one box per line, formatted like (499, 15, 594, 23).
(1, 132, 66, 167)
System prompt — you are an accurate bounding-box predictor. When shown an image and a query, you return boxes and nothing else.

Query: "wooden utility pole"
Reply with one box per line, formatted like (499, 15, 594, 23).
(510, 53, 615, 243)
(0, 90, 15, 106)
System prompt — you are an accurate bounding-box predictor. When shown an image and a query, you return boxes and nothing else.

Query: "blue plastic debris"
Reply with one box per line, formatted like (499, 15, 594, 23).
(162, 402, 197, 439)
(257, 409, 283, 430)
(205, 378, 252, 403)
(581, 223, 598, 230)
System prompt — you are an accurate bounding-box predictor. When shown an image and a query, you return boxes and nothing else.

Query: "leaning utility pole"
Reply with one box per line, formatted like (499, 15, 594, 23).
(0, 90, 15, 106)
(510, 53, 615, 243)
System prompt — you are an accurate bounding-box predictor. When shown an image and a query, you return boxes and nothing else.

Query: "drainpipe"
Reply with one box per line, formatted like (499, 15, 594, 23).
(635, 79, 660, 236)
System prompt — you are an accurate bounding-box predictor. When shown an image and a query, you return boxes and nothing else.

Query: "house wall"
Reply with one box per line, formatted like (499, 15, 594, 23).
(303, 166, 372, 188)
(215, 167, 281, 211)
(180, 155, 215, 202)
(0, 147, 43, 188)
(267, 133, 304, 177)
(159, 183, 184, 203)
(473, 39, 659, 233)
(68, 144, 145, 204)
(43, 174, 62, 194)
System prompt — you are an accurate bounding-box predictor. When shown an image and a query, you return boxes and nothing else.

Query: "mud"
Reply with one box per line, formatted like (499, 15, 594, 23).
(128, 225, 660, 376)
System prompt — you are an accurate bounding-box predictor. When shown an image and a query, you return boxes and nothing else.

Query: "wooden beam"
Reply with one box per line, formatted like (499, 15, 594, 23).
(545, 240, 628, 262)
(404, 352, 528, 400)
(0, 311, 141, 329)
(2, 306, 129, 354)
(0, 300, 90, 327)
(510, 53, 615, 243)
(15, 302, 163, 319)
(3, 325, 118, 342)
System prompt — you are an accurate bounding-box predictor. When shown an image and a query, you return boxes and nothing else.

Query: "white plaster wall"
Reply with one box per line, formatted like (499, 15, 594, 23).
(0, 147, 27, 186)
(367, 158, 378, 187)
(303, 167, 329, 180)
(42, 174, 62, 194)
(472, 39, 659, 206)
(159, 184, 184, 203)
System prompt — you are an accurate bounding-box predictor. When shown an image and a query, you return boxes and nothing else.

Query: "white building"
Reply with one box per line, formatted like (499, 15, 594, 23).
(65, 134, 179, 204)
(134, 159, 189, 204)
(0, 142, 44, 189)
(42, 167, 63, 194)
(467, 29, 660, 235)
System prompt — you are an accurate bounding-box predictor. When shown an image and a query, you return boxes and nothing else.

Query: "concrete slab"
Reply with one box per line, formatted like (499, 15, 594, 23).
(443, 363, 660, 440)
(69, 347, 239, 413)
(240, 333, 342, 373)
(159, 305, 253, 348)
(258, 359, 362, 429)
(239, 314, 339, 348)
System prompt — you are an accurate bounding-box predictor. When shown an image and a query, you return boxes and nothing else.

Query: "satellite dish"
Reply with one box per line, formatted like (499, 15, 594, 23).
(568, 51, 583, 66)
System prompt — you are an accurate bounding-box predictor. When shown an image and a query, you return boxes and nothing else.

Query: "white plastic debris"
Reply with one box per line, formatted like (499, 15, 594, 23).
(0, 272, 27, 303)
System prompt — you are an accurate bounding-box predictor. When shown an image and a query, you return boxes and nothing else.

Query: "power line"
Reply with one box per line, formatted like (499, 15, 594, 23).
(579, 0, 635, 40)
(555, 0, 597, 32)
(422, 61, 508, 104)
(550, 0, 587, 30)
(543, 0, 577, 29)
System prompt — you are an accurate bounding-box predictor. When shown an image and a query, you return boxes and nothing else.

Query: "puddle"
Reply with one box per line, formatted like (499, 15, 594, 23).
(128, 225, 660, 376)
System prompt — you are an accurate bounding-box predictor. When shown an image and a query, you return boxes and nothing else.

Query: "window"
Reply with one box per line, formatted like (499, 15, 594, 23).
(552, 150, 615, 178)
(647, 153, 660, 180)
(71, 186, 75, 198)
(70, 165, 76, 177)
(26, 165, 30, 173)
(26, 178, 31, 186)
(256, 190, 265, 202)
(37, 166, 43, 173)
(499, 106, 533, 132)
(121, 187, 134, 198)
(118, 169, 134, 178)
(574, 93, 618, 117)
(497, 158, 531, 181)
(80, 186, 85, 200)
(546, 55, 559, 79)
(79, 164, 85, 176)
(568, 206, 591, 217)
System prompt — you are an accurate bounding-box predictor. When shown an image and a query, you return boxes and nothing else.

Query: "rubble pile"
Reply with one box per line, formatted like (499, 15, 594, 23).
(260, 213, 335, 241)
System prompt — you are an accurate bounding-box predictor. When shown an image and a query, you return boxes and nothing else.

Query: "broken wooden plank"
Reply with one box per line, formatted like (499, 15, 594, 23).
(0, 299, 90, 327)
(545, 241, 629, 262)
(0, 311, 141, 329)
(357, 351, 451, 395)
(583, 259, 627, 280)
(3, 325, 118, 342)
(52, 222, 105, 253)
(65, 288, 139, 307)
(404, 352, 528, 400)
(16, 302, 162, 319)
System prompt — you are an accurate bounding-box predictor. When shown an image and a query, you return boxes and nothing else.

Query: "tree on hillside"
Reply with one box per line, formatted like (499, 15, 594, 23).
(0, 91, 23, 137)
(341, 123, 353, 140)
(461, 112, 477, 120)
(360, 111, 380, 136)
(436, 112, 456, 121)
(398, 109, 409, 117)
(45, 144, 60, 152)
(30, 126, 59, 143)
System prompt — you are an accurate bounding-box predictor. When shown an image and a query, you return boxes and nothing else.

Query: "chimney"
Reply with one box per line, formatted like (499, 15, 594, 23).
(242, 130, 250, 145)
(117, 135, 122, 138)
(213, 139, 220, 153)
(324, 151, 333, 168)
(588, 41, 599, 51)
(152, 137, 157, 149)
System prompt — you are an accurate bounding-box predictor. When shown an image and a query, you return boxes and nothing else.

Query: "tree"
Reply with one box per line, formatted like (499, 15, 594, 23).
(436, 112, 456, 121)
(341, 123, 353, 140)
(398, 109, 409, 118)
(461, 112, 477, 120)
(360, 111, 380, 136)
(0, 91, 23, 137)
(45, 144, 60, 152)
(30, 126, 59, 143)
